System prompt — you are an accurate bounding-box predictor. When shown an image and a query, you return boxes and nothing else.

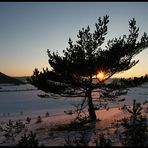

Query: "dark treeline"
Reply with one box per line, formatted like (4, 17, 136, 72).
(106, 74, 148, 90)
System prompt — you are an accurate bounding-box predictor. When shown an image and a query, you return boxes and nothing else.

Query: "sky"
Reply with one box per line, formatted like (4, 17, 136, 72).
(0, 2, 148, 78)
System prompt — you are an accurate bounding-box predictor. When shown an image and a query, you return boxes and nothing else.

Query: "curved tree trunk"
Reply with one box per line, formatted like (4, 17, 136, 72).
(88, 88, 96, 121)
(87, 76, 96, 122)
(82, 78, 97, 145)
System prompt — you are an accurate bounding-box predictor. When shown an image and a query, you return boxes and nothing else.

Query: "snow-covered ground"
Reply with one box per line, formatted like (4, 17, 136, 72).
(0, 82, 147, 146)
(0, 83, 83, 122)
(0, 82, 148, 121)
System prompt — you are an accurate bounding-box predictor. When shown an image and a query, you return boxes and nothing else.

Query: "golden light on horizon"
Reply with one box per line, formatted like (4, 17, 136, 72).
(96, 71, 105, 81)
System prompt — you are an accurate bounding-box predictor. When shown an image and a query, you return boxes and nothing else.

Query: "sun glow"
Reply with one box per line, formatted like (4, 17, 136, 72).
(96, 71, 105, 81)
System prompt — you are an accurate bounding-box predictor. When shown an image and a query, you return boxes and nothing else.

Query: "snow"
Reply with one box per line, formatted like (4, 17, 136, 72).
(0, 84, 82, 122)
(0, 82, 148, 146)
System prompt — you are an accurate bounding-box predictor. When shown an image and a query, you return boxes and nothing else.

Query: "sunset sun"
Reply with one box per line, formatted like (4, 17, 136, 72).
(96, 71, 105, 81)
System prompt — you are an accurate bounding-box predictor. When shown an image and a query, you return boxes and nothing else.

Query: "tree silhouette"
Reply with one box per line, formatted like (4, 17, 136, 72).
(28, 15, 148, 122)
(121, 100, 147, 146)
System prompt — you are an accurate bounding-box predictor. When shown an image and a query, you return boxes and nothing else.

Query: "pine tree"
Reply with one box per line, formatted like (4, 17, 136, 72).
(121, 100, 148, 146)
(18, 131, 39, 146)
(29, 15, 148, 122)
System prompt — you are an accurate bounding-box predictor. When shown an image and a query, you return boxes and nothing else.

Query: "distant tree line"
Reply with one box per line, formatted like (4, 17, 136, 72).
(105, 74, 148, 90)
(120, 74, 148, 88)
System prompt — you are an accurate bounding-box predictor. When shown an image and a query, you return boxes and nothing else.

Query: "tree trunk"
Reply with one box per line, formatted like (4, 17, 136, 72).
(87, 77, 96, 122)
(88, 88, 96, 121)
(82, 87, 96, 145)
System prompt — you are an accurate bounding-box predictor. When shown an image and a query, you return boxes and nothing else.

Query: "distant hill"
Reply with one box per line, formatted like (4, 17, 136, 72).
(14, 76, 29, 83)
(0, 72, 25, 85)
